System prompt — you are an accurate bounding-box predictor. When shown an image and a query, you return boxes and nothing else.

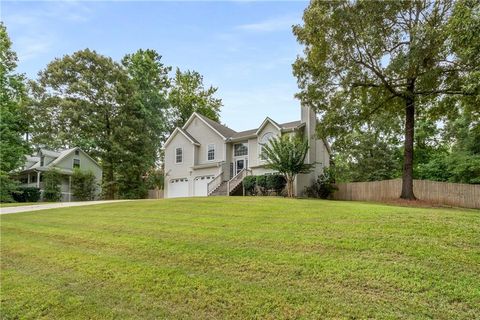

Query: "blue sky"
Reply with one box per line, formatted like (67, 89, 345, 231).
(2, 0, 309, 131)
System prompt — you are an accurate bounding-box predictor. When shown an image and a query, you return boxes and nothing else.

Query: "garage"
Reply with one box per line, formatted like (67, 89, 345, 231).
(193, 175, 214, 196)
(168, 178, 189, 198)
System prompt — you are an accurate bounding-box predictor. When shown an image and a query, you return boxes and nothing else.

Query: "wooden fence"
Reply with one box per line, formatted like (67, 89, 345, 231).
(333, 179, 480, 209)
(147, 189, 164, 199)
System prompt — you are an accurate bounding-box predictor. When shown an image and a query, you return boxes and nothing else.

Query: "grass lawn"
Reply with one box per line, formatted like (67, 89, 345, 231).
(0, 202, 40, 208)
(1, 197, 479, 319)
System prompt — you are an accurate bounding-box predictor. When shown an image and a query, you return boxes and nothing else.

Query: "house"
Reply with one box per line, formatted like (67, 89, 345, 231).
(13, 147, 102, 201)
(163, 105, 330, 198)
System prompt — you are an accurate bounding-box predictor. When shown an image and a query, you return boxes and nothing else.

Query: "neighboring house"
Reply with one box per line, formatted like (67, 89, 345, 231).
(13, 147, 102, 201)
(163, 105, 330, 198)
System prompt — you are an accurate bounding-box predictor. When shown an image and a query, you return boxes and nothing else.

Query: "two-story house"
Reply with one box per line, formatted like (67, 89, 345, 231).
(163, 105, 330, 198)
(13, 147, 102, 201)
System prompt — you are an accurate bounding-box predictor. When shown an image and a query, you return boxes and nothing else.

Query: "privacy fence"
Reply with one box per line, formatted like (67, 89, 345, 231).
(333, 179, 480, 209)
(147, 189, 164, 199)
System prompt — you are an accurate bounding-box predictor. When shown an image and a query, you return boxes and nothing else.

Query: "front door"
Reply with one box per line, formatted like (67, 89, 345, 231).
(235, 158, 248, 175)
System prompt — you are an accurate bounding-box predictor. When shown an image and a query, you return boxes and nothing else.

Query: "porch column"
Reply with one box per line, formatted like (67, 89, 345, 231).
(68, 176, 72, 202)
(36, 171, 40, 188)
(27, 173, 30, 185)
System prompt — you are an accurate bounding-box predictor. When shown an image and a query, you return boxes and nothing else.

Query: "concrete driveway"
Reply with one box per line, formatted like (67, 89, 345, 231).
(0, 200, 130, 215)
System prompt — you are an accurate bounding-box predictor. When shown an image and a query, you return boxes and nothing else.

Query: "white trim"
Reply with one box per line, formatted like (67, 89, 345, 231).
(183, 112, 227, 140)
(175, 147, 183, 164)
(164, 127, 200, 148)
(255, 117, 281, 136)
(207, 144, 215, 161)
(233, 142, 248, 157)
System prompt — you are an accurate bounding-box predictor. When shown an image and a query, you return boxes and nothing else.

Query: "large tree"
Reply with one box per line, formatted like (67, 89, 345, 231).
(0, 23, 29, 202)
(168, 68, 222, 129)
(29, 49, 127, 199)
(293, 0, 479, 199)
(0, 23, 29, 173)
(117, 49, 170, 198)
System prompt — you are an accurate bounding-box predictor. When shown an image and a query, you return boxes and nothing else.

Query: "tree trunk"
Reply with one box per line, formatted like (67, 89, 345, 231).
(400, 89, 416, 200)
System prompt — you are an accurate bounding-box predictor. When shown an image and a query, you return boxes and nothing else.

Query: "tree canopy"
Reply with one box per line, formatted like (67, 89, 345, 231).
(262, 135, 314, 197)
(293, 0, 479, 198)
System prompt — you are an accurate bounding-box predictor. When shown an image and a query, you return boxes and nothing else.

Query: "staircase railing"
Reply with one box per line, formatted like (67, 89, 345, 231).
(207, 172, 224, 195)
(227, 168, 250, 195)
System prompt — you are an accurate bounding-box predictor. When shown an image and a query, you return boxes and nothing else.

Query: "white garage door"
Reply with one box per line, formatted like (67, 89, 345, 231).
(193, 176, 214, 197)
(168, 178, 189, 198)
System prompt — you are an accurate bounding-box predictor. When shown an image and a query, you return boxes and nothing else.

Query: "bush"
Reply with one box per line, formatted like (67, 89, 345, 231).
(243, 176, 257, 195)
(12, 187, 41, 202)
(266, 174, 286, 195)
(304, 169, 338, 199)
(256, 175, 268, 195)
(72, 169, 98, 201)
(0, 173, 18, 203)
(43, 169, 62, 202)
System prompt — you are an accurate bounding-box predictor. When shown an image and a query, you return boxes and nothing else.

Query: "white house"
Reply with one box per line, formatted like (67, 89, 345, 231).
(163, 105, 330, 198)
(14, 147, 103, 201)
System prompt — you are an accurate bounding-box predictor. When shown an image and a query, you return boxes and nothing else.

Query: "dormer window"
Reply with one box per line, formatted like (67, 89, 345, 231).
(40, 156, 45, 166)
(175, 148, 183, 163)
(207, 144, 215, 161)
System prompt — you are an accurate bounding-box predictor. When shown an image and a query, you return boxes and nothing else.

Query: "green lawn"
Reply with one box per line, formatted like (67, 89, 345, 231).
(1, 197, 479, 319)
(0, 202, 39, 208)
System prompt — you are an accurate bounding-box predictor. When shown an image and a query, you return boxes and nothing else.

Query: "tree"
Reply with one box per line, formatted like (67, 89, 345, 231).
(29, 49, 127, 199)
(0, 23, 29, 174)
(293, 1, 479, 199)
(168, 68, 222, 129)
(117, 49, 170, 198)
(262, 135, 314, 197)
(43, 169, 62, 202)
(72, 169, 97, 201)
(0, 23, 29, 201)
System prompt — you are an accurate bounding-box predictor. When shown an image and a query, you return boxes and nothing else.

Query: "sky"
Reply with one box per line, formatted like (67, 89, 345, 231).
(2, 0, 309, 131)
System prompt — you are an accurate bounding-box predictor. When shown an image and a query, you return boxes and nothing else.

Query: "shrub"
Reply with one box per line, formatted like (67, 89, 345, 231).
(0, 173, 18, 203)
(266, 174, 286, 195)
(72, 169, 98, 201)
(243, 176, 257, 195)
(12, 187, 41, 202)
(304, 168, 338, 199)
(256, 175, 268, 195)
(43, 169, 62, 202)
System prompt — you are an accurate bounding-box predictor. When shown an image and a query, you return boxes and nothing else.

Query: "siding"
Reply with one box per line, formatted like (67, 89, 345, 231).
(184, 117, 225, 165)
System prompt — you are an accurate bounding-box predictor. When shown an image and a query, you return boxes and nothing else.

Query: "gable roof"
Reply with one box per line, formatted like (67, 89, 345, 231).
(16, 147, 100, 173)
(184, 113, 237, 140)
(164, 127, 200, 148)
(255, 117, 282, 135)
(167, 112, 307, 144)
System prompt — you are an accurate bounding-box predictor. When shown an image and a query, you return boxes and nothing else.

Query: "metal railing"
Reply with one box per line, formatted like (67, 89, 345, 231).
(207, 172, 224, 195)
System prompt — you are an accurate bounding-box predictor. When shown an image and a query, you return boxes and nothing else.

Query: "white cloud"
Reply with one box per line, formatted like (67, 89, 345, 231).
(15, 35, 55, 61)
(236, 15, 300, 33)
(3, 1, 95, 61)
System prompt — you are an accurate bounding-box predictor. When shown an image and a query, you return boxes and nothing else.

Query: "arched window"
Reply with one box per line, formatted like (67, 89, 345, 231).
(259, 132, 275, 160)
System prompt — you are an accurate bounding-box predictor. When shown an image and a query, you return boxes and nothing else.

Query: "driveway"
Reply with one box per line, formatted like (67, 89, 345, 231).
(0, 200, 130, 215)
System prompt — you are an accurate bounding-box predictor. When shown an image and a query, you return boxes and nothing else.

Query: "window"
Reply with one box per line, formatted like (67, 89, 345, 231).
(40, 156, 45, 166)
(75, 150, 80, 155)
(175, 148, 183, 163)
(30, 174, 37, 183)
(207, 144, 215, 161)
(259, 132, 275, 160)
(234, 143, 248, 156)
(73, 159, 80, 168)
